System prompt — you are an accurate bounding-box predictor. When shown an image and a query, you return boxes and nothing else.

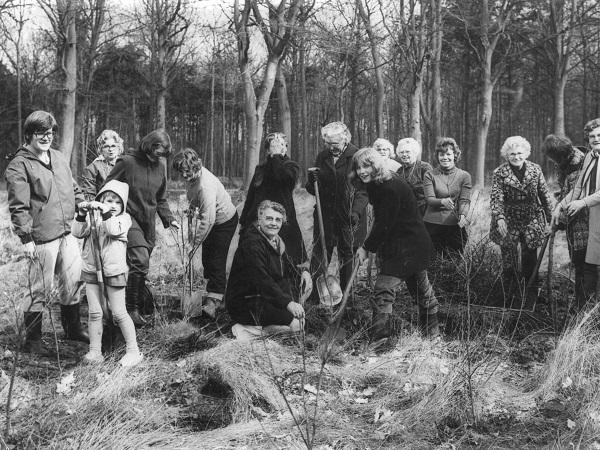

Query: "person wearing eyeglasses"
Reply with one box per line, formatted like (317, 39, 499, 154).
(81, 130, 124, 200)
(103, 129, 180, 326)
(305, 122, 369, 302)
(5, 110, 89, 354)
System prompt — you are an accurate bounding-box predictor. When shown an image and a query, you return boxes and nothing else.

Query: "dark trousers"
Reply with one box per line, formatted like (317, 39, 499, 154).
(202, 212, 238, 295)
(127, 246, 152, 276)
(229, 297, 294, 327)
(425, 222, 467, 256)
(501, 236, 538, 288)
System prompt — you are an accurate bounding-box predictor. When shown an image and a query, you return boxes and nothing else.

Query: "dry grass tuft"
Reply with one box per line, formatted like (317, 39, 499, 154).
(189, 339, 296, 423)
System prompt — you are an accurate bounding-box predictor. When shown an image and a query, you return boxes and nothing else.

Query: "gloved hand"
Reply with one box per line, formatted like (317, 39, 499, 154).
(350, 212, 360, 226)
(308, 168, 320, 185)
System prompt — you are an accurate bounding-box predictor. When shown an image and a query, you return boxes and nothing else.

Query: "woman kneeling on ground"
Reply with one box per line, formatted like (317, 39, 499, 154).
(354, 148, 440, 343)
(225, 200, 311, 340)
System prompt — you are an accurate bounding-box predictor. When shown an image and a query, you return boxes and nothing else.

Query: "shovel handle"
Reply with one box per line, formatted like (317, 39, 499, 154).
(330, 257, 361, 325)
(90, 210, 110, 320)
(309, 167, 329, 269)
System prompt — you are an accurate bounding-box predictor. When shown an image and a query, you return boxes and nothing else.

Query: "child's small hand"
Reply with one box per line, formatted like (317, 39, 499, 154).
(90, 201, 109, 213)
(78, 201, 91, 215)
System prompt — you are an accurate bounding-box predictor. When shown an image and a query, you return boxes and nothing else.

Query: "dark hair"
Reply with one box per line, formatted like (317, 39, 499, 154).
(257, 200, 287, 224)
(434, 137, 461, 163)
(541, 134, 573, 167)
(24, 111, 58, 144)
(583, 118, 600, 145)
(139, 129, 172, 158)
(172, 148, 203, 174)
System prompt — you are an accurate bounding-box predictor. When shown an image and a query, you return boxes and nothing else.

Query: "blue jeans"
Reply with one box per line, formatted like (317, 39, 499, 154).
(373, 270, 438, 315)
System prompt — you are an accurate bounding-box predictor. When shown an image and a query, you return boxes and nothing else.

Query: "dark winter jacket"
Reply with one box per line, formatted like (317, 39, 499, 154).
(103, 149, 174, 248)
(397, 160, 434, 216)
(81, 156, 115, 200)
(305, 144, 369, 248)
(5, 146, 84, 244)
(240, 154, 307, 267)
(363, 175, 435, 278)
(225, 224, 296, 315)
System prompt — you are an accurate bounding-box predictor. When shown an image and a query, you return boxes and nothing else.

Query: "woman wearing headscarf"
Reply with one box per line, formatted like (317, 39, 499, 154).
(491, 136, 552, 301)
(240, 132, 307, 276)
(103, 130, 180, 325)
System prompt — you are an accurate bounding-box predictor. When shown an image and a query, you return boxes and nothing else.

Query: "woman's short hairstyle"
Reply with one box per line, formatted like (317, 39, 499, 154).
(264, 132, 287, 152)
(541, 134, 573, 166)
(24, 111, 58, 144)
(321, 122, 351, 143)
(139, 129, 172, 158)
(257, 200, 287, 224)
(372, 138, 395, 156)
(96, 129, 124, 155)
(583, 118, 600, 144)
(352, 147, 392, 184)
(172, 148, 203, 174)
(500, 135, 531, 160)
(396, 137, 422, 158)
(435, 137, 462, 163)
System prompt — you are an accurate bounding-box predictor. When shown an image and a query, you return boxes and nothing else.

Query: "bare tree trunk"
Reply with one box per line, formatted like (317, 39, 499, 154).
(58, 0, 77, 165)
(430, 0, 443, 143)
(299, 31, 309, 183)
(356, 0, 384, 136)
(277, 62, 292, 157)
(210, 56, 215, 172)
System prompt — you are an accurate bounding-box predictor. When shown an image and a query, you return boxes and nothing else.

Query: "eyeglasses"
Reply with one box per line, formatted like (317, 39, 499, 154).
(102, 144, 119, 150)
(34, 131, 54, 139)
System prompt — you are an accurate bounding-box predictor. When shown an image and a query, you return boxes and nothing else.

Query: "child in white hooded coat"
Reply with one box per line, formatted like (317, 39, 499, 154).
(72, 180, 143, 367)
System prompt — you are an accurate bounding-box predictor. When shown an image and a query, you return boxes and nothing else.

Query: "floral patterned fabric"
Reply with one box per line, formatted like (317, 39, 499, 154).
(555, 148, 588, 251)
(490, 161, 553, 250)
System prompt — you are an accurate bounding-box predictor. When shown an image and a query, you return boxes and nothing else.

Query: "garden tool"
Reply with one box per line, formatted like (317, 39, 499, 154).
(546, 226, 557, 328)
(181, 209, 204, 318)
(90, 209, 117, 350)
(308, 167, 343, 307)
(321, 255, 361, 343)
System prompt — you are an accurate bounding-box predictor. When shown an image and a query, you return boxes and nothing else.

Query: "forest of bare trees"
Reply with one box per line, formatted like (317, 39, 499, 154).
(1, 0, 599, 188)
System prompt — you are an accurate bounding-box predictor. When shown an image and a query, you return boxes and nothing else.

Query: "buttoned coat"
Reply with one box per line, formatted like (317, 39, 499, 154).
(560, 151, 600, 264)
(305, 144, 369, 248)
(490, 161, 553, 250)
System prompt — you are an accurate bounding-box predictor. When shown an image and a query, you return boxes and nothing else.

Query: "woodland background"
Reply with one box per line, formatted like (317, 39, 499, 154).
(0, 0, 599, 189)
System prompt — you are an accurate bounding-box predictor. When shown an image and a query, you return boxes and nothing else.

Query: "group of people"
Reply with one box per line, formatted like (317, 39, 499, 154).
(6, 110, 600, 358)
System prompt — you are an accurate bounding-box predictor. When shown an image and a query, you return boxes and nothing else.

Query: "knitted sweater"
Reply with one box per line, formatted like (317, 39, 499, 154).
(423, 166, 471, 226)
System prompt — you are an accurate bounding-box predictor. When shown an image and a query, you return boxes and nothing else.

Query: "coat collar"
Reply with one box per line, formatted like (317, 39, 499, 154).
(497, 161, 535, 191)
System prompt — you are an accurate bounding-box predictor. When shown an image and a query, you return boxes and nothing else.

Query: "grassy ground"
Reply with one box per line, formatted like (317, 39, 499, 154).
(1, 186, 600, 450)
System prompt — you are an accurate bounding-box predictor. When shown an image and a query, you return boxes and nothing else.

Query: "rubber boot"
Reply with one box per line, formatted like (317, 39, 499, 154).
(370, 311, 391, 343)
(60, 304, 90, 343)
(126, 274, 148, 327)
(23, 312, 47, 355)
(419, 307, 440, 339)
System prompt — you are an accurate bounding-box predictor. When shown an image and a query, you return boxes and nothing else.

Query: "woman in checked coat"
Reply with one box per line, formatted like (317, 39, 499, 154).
(490, 136, 553, 300)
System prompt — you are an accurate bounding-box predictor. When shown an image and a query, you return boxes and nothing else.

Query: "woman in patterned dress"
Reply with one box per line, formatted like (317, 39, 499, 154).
(490, 136, 553, 299)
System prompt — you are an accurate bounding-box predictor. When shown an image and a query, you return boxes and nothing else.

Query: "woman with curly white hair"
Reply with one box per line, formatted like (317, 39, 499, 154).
(396, 138, 433, 217)
(490, 136, 553, 303)
(82, 129, 124, 200)
(372, 138, 401, 172)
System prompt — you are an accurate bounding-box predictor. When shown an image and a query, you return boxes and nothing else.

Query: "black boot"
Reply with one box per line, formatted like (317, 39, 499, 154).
(60, 304, 90, 343)
(370, 311, 391, 343)
(127, 274, 148, 327)
(419, 307, 440, 339)
(23, 312, 47, 355)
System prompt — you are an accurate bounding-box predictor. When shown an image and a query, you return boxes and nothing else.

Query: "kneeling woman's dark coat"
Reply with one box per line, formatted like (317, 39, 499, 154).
(363, 174, 435, 277)
(225, 224, 296, 326)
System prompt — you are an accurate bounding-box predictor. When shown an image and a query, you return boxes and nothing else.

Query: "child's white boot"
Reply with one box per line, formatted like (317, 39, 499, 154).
(83, 350, 104, 363)
(119, 351, 144, 367)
